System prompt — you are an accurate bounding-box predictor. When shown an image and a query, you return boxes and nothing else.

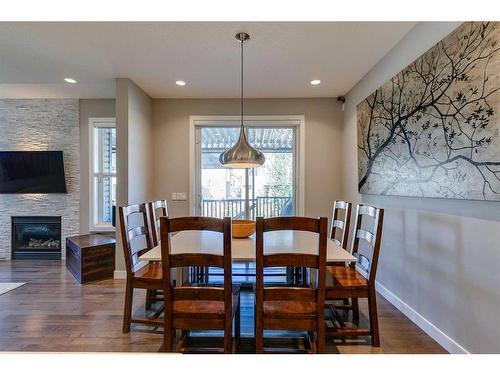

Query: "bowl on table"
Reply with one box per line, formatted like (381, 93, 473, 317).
(232, 220, 256, 238)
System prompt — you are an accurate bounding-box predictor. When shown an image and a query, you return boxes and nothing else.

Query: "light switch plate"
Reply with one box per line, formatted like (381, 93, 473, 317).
(171, 192, 186, 201)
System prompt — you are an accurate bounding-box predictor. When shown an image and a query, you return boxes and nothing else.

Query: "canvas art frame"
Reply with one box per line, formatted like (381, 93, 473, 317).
(357, 22, 500, 201)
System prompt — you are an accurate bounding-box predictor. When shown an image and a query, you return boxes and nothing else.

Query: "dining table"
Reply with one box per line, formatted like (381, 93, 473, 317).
(139, 230, 356, 285)
(139, 230, 356, 263)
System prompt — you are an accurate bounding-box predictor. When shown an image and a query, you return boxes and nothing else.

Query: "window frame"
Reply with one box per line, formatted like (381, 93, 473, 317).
(189, 115, 305, 217)
(88, 117, 116, 232)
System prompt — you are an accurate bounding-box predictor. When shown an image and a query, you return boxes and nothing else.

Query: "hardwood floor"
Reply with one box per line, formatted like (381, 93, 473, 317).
(0, 260, 446, 353)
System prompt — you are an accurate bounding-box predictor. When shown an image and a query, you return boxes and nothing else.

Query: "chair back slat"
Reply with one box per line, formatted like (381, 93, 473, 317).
(147, 199, 168, 246)
(356, 229, 375, 244)
(264, 287, 316, 302)
(170, 253, 225, 268)
(354, 253, 371, 274)
(122, 203, 142, 217)
(331, 200, 352, 249)
(119, 203, 153, 275)
(358, 205, 377, 217)
(173, 286, 225, 301)
(262, 216, 320, 233)
(263, 253, 318, 268)
(167, 216, 225, 233)
(160, 216, 232, 319)
(130, 245, 150, 257)
(350, 204, 384, 285)
(335, 201, 348, 210)
(332, 219, 344, 230)
(127, 226, 147, 241)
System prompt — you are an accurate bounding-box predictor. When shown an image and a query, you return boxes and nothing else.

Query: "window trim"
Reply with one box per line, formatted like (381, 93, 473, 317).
(189, 115, 306, 217)
(88, 117, 116, 232)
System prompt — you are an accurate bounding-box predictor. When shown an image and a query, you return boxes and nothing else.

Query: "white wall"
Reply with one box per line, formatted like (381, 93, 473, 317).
(342, 22, 500, 353)
(115, 79, 154, 271)
(79, 99, 115, 234)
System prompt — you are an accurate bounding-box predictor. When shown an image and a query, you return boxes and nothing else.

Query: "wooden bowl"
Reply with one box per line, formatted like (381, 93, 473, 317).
(232, 220, 256, 238)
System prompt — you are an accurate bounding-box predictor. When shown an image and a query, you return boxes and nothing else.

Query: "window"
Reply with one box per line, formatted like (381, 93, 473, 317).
(89, 118, 116, 231)
(191, 116, 305, 219)
(191, 116, 305, 285)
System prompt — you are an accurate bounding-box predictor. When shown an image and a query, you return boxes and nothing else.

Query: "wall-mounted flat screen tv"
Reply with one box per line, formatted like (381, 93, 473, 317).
(0, 151, 67, 193)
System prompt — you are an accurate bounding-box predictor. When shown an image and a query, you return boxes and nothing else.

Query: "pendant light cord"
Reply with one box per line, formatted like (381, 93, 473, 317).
(240, 35, 244, 134)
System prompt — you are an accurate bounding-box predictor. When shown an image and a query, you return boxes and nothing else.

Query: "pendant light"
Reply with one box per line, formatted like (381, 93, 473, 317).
(219, 32, 265, 168)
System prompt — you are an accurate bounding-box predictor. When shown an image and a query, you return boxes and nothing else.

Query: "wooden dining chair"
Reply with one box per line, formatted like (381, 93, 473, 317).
(325, 204, 384, 347)
(147, 199, 168, 247)
(145, 199, 168, 309)
(118, 203, 163, 333)
(331, 200, 352, 249)
(255, 216, 328, 353)
(160, 216, 241, 353)
(329, 200, 352, 308)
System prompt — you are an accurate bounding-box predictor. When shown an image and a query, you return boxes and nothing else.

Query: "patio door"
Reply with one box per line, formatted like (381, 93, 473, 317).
(194, 121, 300, 219)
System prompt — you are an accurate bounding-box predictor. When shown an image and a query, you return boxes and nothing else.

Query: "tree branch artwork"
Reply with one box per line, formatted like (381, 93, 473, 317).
(357, 22, 500, 200)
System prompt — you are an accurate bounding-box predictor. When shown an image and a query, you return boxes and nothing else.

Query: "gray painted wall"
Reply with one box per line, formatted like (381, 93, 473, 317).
(151, 98, 343, 218)
(342, 22, 500, 353)
(0, 99, 80, 259)
(79, 99, 115, 234)
(115, 79, 154, 271)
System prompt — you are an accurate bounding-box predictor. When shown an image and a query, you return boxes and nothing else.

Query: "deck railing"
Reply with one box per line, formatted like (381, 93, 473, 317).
(201, 196, 291, 219)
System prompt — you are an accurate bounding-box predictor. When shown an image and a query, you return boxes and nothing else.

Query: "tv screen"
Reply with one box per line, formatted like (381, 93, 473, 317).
(0, 151, 67, 193)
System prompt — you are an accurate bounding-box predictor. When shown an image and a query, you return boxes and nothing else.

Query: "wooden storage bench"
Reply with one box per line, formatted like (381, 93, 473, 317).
(66, 234, 116, 283)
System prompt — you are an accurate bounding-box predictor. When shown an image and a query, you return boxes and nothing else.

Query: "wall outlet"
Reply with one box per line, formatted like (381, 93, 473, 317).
(171, 192, 177, 201)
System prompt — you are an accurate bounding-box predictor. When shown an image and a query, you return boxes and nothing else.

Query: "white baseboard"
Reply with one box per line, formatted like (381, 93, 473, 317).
(375, 281, 469, 354)
(114, 270, 127, 279)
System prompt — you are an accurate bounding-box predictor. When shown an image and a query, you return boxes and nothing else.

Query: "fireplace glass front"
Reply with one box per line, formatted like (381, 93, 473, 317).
(11, 216, 62, 259)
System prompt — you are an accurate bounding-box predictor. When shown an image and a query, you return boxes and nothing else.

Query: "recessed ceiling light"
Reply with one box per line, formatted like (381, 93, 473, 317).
(64, 78, 77, 84)
(310, 79, 321, 85)
(176, 80, 186, 86)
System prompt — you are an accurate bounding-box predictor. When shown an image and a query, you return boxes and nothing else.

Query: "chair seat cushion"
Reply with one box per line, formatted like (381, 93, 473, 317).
(263, 300, 317, 317)
(173, 289, 239, 318)
(327, 266, 367, 289)
(134, 262, 162, 281)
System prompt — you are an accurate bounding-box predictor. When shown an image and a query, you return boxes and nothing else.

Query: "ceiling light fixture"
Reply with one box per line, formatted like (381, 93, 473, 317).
(176, 80, 186, 86)
(219, 32, 265, 169)
(310, 79, 321, 85)
(64, 78, 77, 84)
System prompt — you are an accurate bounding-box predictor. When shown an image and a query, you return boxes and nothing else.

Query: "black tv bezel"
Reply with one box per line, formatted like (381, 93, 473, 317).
(0, 150, 68, 194)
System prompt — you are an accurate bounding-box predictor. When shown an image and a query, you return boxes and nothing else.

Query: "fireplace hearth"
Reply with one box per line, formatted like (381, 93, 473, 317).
(11, 216, 62, 259)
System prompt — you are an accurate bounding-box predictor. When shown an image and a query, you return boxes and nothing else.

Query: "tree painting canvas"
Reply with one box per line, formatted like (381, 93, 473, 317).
(357, 22, 500, 200)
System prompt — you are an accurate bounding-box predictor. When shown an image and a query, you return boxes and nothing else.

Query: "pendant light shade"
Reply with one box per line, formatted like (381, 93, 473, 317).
(219, 32, 265, 168)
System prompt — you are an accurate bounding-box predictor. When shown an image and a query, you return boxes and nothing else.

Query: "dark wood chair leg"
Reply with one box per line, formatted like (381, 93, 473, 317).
(352, 297, 360, 323)
(255, 308, 263, 353)
(368, 288, 380, 347)
(317, 322, 325, 354)
(234, 294, 241, 353)
(224, 312, 233, 354)
(145, 289, 153, 310)
(122, 277, 133, 333)
(163, 320, 172, 352)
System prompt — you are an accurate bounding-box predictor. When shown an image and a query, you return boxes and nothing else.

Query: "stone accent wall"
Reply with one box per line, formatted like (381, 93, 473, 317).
(0, 99, 80, 259)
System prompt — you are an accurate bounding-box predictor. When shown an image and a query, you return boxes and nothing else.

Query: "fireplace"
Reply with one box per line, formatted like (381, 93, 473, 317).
(11, 216, 62, 259)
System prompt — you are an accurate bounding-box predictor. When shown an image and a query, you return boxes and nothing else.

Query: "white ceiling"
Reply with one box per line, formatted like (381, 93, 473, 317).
(0, 22, 416, 99)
